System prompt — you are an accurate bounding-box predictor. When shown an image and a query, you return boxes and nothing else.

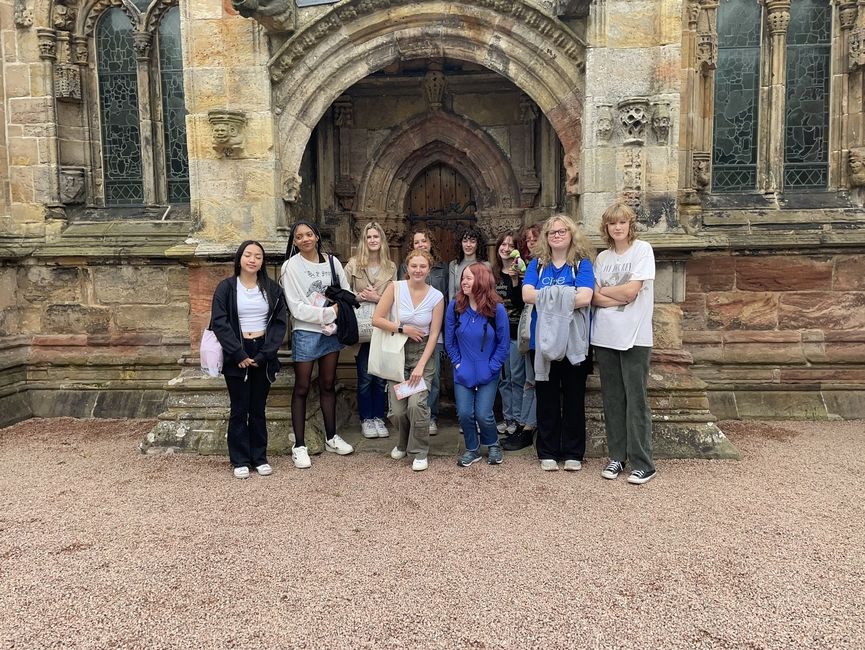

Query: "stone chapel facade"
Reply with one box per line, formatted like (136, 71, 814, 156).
(1, 0, 863, 453)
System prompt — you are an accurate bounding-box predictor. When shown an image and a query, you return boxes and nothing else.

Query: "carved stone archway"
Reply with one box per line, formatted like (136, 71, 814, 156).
(356, 111, 522, 217)
(270, 0, 585, 194)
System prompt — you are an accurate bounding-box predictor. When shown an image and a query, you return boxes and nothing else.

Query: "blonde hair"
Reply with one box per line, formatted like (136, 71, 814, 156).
(351, 222, 396, 276)
(403, 248, 435, 270)
(535, 214, 595, 267)
(599, 202, 638, 248)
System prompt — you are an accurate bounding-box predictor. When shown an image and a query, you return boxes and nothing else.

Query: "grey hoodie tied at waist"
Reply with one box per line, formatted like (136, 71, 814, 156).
(533, 285, 590, 381)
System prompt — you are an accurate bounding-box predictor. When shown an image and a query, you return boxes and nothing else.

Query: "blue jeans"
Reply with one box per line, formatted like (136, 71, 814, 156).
(499, 340, 526, 422)
(427, 342, 443, 422)
(355, 342, 386, 421)
(454, 378, 500, 452)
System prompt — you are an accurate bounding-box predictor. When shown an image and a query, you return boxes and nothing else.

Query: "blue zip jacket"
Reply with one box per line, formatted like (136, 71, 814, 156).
(444, 300, 510, 388)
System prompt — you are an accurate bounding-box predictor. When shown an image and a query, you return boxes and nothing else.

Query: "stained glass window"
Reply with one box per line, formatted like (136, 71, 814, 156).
(131, 0, 151, 11)
(784, 0, 831, 189)
(712, 0, 761, 192)
(158, 7, 190, 202)
(96, 9, 144, 205)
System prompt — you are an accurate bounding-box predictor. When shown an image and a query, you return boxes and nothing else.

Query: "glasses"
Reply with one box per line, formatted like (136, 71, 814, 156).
(548, 228, 569, 238)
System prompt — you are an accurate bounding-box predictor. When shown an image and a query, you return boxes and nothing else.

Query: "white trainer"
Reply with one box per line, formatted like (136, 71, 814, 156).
(429, 420, 438, 436)
(361, 419, 378, 439)
(374, 418, 389, 438)
(325, 434, 354, 455)
(390, 446, 407, 460)
(233, 466, 250, 479)
(563, 460, 582, 472)
(412, 457, 429, 471)
(292, 446, 312, 469)
(255, 463, 273, 476)
(540, 459, 559, 471)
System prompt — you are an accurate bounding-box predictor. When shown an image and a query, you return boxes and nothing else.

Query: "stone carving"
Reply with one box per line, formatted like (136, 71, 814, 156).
(692, 151, 711, 190)
(621, 147, 642, 211)
(73, 37, 88, 65)
(694, 0, 717, 74)
(765, 0, 791, 35)
(37, 29, 57, 61)
(849, 148, 865, 187)
(563, 152, 580, 196)
(617, 98, 650, 145)
(839, 2, 858, 30)
(55, 65, 82, 102)
(283, 172, 302, 203)
(270, 0, 585, 81)
(423, 68, 447, 111)
(651, 102, 672, 146)
(335, 180, 357, 211)
(232, 0, 297, 34)
(851, 29, 865, 70)
(208, 110, 247, 158)
(14, 0, 33, 28)
(53, 4, 76, 31)
(596, 104, 613, 142)
(333, 96, 354, 128)
(132, 32, 152, 60)
(60, 167, 86, 205)
(84, 0, 137, 36)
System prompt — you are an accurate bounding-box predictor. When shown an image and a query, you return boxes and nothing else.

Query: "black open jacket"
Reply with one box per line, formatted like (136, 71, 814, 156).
(210, 276, 288, 382)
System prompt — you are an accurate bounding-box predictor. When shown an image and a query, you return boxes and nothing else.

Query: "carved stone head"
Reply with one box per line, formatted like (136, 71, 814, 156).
(651, 102, 672, 146)
(850, 148, 865, 187)
(596, 104, 613, 143)
(283, 172, 302, 203)
(60, 167, 86, 205)
(208, 110, 247, 158)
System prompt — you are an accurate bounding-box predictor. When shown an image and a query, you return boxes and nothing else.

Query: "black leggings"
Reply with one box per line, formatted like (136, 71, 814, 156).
(291, 350, 339, 447)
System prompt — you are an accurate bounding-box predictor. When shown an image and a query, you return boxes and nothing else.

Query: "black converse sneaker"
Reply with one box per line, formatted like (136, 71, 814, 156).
(601, 460, 624, 480)
(626, 468, 656, 485)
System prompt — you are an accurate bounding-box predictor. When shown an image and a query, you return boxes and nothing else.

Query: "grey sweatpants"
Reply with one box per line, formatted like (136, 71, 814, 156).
(594, 345, 655, 473)
(388, 338, 436, 460)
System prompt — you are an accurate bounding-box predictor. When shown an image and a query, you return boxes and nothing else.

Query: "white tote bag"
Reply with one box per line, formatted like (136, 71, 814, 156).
(199, 329, 223, 377)
(368, 281, 408, 382)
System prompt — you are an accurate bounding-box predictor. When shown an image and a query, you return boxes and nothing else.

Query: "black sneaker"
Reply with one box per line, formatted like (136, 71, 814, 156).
(502, 427, 533, 451)
(601, 460, 624, 480)
(626, 468, 656, 485)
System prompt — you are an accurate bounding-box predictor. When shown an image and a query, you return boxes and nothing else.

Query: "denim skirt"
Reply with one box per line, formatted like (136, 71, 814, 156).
(292, 329, 344, 362)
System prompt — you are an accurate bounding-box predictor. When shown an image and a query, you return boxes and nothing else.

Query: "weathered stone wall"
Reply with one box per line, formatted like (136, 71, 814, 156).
(684, 249, 865, 419)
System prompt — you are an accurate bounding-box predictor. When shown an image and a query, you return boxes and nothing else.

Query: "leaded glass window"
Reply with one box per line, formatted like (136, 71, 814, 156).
(712, 0, 761, 192)
(784, 0, 831, 189)
(96, 9, 144, 206)
(158, 7, 190, 202)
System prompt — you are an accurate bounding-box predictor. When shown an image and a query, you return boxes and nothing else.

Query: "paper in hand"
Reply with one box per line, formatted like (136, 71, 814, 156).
(394, 377, 427, 400)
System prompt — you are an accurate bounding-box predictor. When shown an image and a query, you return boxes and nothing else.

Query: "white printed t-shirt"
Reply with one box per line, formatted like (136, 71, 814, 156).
(591, 239, 655, 350)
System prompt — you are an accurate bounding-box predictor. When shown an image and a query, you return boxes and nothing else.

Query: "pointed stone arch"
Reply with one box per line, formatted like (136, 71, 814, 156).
(271, 0, 585, 194)
(356, 110, 522, 216)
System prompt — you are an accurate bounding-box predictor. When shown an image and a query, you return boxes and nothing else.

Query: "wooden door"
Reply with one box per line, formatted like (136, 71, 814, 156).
(406, 163, 476, 264)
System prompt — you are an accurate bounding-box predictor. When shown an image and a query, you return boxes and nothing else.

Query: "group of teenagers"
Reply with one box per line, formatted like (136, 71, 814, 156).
(209, 201, 657, 485)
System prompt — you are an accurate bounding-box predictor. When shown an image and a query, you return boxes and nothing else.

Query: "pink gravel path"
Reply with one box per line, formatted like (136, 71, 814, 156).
(0, 418, 863, 649)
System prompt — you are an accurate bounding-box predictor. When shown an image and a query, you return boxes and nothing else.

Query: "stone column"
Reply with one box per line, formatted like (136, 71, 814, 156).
(133, 32, 158, 205)
(760, 0, 791, 193)
(832, 1, 858, 188)
(35, 28, 62, 209)
(538, 116, 560, 212)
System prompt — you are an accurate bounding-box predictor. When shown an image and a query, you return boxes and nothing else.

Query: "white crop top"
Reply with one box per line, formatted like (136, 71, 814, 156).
(395, 281, 443, 336)
(237, 283, 268, 333)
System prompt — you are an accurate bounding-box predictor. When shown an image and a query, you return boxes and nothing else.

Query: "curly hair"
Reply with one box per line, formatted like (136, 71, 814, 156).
(534, 214, 595, 267)
(456, 225, 488, 263)
(406, 227, 440, 262)
(454, 262, 501, 318)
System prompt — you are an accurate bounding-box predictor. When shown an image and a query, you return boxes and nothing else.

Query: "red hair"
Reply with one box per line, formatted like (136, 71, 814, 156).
(455, 263, 501, 318)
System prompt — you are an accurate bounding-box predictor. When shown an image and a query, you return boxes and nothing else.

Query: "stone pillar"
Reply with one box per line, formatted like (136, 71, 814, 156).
(760, 0, 791, 193)
(133, 32, 158, 205)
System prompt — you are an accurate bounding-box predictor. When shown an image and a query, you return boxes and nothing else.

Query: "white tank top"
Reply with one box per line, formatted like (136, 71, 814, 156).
(396, 281, 443, 336)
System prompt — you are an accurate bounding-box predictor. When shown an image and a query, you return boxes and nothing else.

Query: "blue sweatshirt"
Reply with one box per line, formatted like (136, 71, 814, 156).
(444, 300, 510, 388)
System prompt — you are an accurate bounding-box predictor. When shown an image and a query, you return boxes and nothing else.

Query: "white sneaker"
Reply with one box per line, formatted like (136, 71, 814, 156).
(506, 421, 519, 435)
(390, 446, 407, 460)
(361, 419, 378, 439)
(412, 457, 429, 471)
(563, 460, 582, 472)
(374, 418, 389, 438)
(429, 420, 438, 436)
(233, 466, 250, 479)
(540, 459, 559, 471)
(292, 446, 311, 469)
(325, 434, 354, 455)
(496, 420, 508, 434)
(255, 463, 273, 476)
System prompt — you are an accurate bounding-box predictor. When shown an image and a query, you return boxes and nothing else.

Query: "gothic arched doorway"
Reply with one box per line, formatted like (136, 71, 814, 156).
(406, 163, 477, 263)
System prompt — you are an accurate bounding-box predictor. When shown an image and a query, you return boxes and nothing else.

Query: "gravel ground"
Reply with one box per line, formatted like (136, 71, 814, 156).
(1, 418, 863, 649)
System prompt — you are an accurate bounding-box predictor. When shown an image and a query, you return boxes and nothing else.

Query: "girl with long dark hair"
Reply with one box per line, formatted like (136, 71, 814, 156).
(210, 240, 288, 478)
(279, 221, 354, 469)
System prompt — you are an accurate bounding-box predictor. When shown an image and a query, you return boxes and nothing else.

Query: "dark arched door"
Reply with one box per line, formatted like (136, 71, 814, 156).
(406, 163, 476, 264)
